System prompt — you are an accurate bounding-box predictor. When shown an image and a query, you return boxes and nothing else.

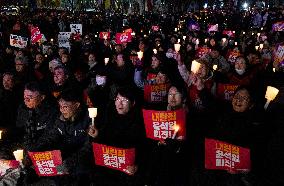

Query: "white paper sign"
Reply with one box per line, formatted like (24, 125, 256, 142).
(58, 32, 71, 51)
(10, 34, 28, 48)
(70, 24, 82, 35)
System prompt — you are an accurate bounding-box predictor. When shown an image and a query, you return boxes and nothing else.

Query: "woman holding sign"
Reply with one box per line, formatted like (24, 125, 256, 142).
(88, 87, 146, 186)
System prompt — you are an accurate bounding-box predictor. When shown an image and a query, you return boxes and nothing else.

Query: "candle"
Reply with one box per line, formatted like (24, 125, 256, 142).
(0, 130, 2, 139)
(131, 32, 135, 36)
(141, 30, 143, 33)
(172, 125, 180, 139)
(178, 39, 180, 43)
(50, 38, 54, 42)
(261, 27, 263, 30)
(196, 39, 199, 45)
(273, 68, 276, 72)
(174, 43, 181, 52)
(104, 58, 109, 65)
(103, 35, 107, 40)
(137, 51, 143, 60)
(144, 34, 147, 37)
(183, 36, 186, 40)
(257, 33, 261, 37)
(252, 32, 254, 35)
(222, 38, 226, 43)
(259, 43, 264, 49)
(153, 49, 157, 54)
(233, 31, 235, 34)
(95, 35, 98, 38)
(243, 31, 246, 34)
(88, 108, 98, 126)
(191, 60, 201, 74)
(205, 38, 208, 43)
(255, 46, 259, 50)
(264, 86, 279, 109)
(213, 65, 218, 71)
(13, 150, 24, 162)
(174, 28, 177, 32)
(235, 42, 238, 46)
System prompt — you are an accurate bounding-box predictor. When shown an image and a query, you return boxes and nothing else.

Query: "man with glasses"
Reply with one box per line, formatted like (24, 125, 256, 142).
(16, 82, 58, 150)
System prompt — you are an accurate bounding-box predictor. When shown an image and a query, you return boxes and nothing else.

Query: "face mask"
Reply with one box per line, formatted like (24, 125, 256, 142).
(96, 75, 106, 86)
(235, 69, 245, 75)
(166, 52, 173, 58)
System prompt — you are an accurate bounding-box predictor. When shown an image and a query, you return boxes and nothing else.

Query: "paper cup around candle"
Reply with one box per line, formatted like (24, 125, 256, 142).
(191, 60, 201, 74)
(172, 125, 180, 139)
(265, 86, 279, 101)
(213, 65, 218, 71)
(222, 38, 226, 43)
(104, 58, 109, 65)
(174, 43, 181, 52)
(255, 46, 259, 50)
(178, 39, 180, 43)
(153, 49, 157, 54)
(259, 44, 264, 49)
(257, 33, 260, 37)
(88, 108, 98, 118)
(205, 39, 208, 43)
(137, 51, 143, 60)
(13, 150, 24, 162)
(183, 36, 186, 40)
(235, 42, 238, 46)
(131, 32, 135, 36)
(174, 28, 177, 32)
(273, 68, 276, 72)
(0, 130, 2, 139)
(196, 39, 199, 45)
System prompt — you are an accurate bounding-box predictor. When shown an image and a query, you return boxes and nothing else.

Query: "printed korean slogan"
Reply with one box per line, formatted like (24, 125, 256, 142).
(10, 34, 28, 48)
(92, 143, 135, 175)
(227, 50, 241, 64)
(152, 26, 159, 31)
(217, 84, 238, 101)
(70, 24, 83, 35)
(143, 109, 186, 141)
(144, 83, 170, 103)
(205, 138, 251, 173)
(28, 150, 66, 176)
(0, 160, 20, 176)
(31, 27, 46, 44)
(99, 32, 110, 40)
(115, 33, 132, 44)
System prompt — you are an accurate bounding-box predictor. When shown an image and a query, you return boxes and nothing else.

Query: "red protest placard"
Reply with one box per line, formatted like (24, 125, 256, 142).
(99, 32, 110, 40)
(272, 21, 284, 32)
(152, 26, 160, 31)
(115, 33, 132, 44)
(208, 24, 218, 32)
(92, 143, 135, 175)
(31, 27, 43, 44)
(222, 30, 235, 38)
(196, 47, 211, 58)
(0, 160, 20, 176)
(227, 50, 241, 64)
(205, 138, 251, 173)
(28, 150, 66, 176)
(144, 83, 170, 103)
(142, 109, 186, 141)
(216, 84, 238, 101)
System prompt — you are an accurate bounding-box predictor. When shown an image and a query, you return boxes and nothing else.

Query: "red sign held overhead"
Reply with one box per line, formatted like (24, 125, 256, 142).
(92, 143, 136, 175)
(99, 32, 110, 40)
(222, 30, 235, 38)
(115, 33, 132, 44)
(31, 27, 44, 44)
(28, 150, 67, 176)
(143, 109, 186, 141)
(152, 26, 160, 31)
(205, 138, 251, 174)
(216, 84, 239, 101)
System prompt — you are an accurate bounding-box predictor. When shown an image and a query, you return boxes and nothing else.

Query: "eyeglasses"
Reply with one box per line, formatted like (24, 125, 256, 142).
(168, 93, 181, 98)
(115, 97, 129, 104)
(233, 95, 249, 102)
(59, 103, 74, 110)
(24, 95, 40, 101)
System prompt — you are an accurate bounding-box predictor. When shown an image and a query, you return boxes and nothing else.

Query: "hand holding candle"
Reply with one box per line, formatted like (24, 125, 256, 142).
(0, 130, 2, 140)
(88, 108, 97, 126)
(264, 86, 279, 110)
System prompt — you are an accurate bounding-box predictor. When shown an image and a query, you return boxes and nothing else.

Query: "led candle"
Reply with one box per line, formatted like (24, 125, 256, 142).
(88, 108, 98, 126)
(13, 150, 24, 162)
(174, 43, 181, 52)
(137, 51, 143, 60)
(104, 58, 109, 65)
(191, 60, 201, 74)
(264, 86, 279, 109)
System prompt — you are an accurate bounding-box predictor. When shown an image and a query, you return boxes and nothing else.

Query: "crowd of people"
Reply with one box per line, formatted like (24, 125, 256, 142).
(0, 4, 284, 186)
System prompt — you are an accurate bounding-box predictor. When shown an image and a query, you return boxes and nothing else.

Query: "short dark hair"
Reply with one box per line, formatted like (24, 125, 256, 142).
(59, 89, 82, 103)
(116, 87, 135, 103)
(25, 82, 46, 95)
